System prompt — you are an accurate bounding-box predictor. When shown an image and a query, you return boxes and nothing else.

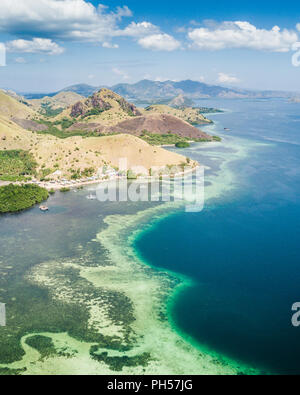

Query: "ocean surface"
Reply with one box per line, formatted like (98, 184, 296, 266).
(135, 98, 300, 375)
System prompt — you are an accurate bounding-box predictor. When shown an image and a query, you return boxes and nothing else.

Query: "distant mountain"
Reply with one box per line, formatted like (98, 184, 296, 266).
(111, 80, 180, 100)
(111, 80, 296, 100)
(20, 79, 299, 101)
(110, 79, 255, 100)
(21, 84, 99, 99)
(22, 92, 57, 100)
(289, 97, 300, 103)
(168, 94, 195, 108)
(60, 84, 100, 97)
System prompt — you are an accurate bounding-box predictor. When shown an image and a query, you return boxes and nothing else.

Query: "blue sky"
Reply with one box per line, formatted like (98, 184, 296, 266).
(0, 0, 300, 92)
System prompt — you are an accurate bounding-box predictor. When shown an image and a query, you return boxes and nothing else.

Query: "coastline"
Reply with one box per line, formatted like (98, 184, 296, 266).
(0, 165, 200, 192)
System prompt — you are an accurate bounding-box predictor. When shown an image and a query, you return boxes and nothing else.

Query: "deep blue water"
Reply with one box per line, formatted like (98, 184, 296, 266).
(135, 99, 300, 375)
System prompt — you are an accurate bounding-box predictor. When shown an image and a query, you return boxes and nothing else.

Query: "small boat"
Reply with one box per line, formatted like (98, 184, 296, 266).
(39, 206, 49, 212)
(86, 194, 97, 200)
(224, 128, 231, 131)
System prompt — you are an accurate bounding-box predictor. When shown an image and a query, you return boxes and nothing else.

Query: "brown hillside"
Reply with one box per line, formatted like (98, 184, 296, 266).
(0, 90, 35, 119)
(0, 116, 193, 178)
(108, 113, 213, 140)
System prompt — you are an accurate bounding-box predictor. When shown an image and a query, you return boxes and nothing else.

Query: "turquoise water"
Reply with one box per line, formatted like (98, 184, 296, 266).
(135, 99, 300, 375)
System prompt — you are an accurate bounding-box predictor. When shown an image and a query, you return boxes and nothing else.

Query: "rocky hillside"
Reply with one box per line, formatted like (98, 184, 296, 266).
(59, 88, 142, 125)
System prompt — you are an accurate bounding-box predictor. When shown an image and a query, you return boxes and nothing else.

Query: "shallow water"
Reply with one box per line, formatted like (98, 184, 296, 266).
(135, 98, 300, 375)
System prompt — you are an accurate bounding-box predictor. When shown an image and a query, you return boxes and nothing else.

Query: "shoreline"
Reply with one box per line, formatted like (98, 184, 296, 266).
(0, 165, 200, 192)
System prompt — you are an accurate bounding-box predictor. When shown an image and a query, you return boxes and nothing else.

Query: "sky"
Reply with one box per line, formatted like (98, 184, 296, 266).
(0, 0, 300, 93)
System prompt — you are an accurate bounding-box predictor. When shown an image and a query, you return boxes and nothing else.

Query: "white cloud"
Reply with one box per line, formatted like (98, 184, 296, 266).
(121, 22, 159, 37)
(102, 42, 119, 49)
(154, 77, 168, 82)
(0, 0, 156, 45)
(15, 57, 26, 63)
(114, 5, 132, 19)
(138, 34, 181, 51)
(217, 72, 240, 84)
(297, 24, 300, 32)
(188, 21, 298, 52)
(0, 1, 183, 52)
(7, 38, 64, 55)
(154, 77, 178, 82)
(112, 67, 129, 80)
(175, 27, 187, 33)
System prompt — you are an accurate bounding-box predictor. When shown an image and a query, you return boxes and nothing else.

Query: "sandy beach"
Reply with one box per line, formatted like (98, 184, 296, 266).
(0, 165, 200, 192)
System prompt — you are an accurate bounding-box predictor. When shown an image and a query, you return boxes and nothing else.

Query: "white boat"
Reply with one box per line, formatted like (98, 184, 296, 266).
(86, 194, 97, 200)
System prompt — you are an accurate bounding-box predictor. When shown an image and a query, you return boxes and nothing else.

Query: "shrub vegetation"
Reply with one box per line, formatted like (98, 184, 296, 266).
(0, 150, 37, 181)
(0, 184, 49, 213)
(175, 141, 190, 148)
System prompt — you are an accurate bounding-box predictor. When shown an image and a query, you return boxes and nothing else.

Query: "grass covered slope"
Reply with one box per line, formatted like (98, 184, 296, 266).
(29, 92, 84, 116)
(0, 184, 49, 213)
(0, 90, 34, 119)
(0, 150, 37, 181)
(0, 115, 193, 180)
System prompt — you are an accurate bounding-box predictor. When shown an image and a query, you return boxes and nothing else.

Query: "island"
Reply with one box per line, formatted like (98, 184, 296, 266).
(0, 88, 222, 209)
